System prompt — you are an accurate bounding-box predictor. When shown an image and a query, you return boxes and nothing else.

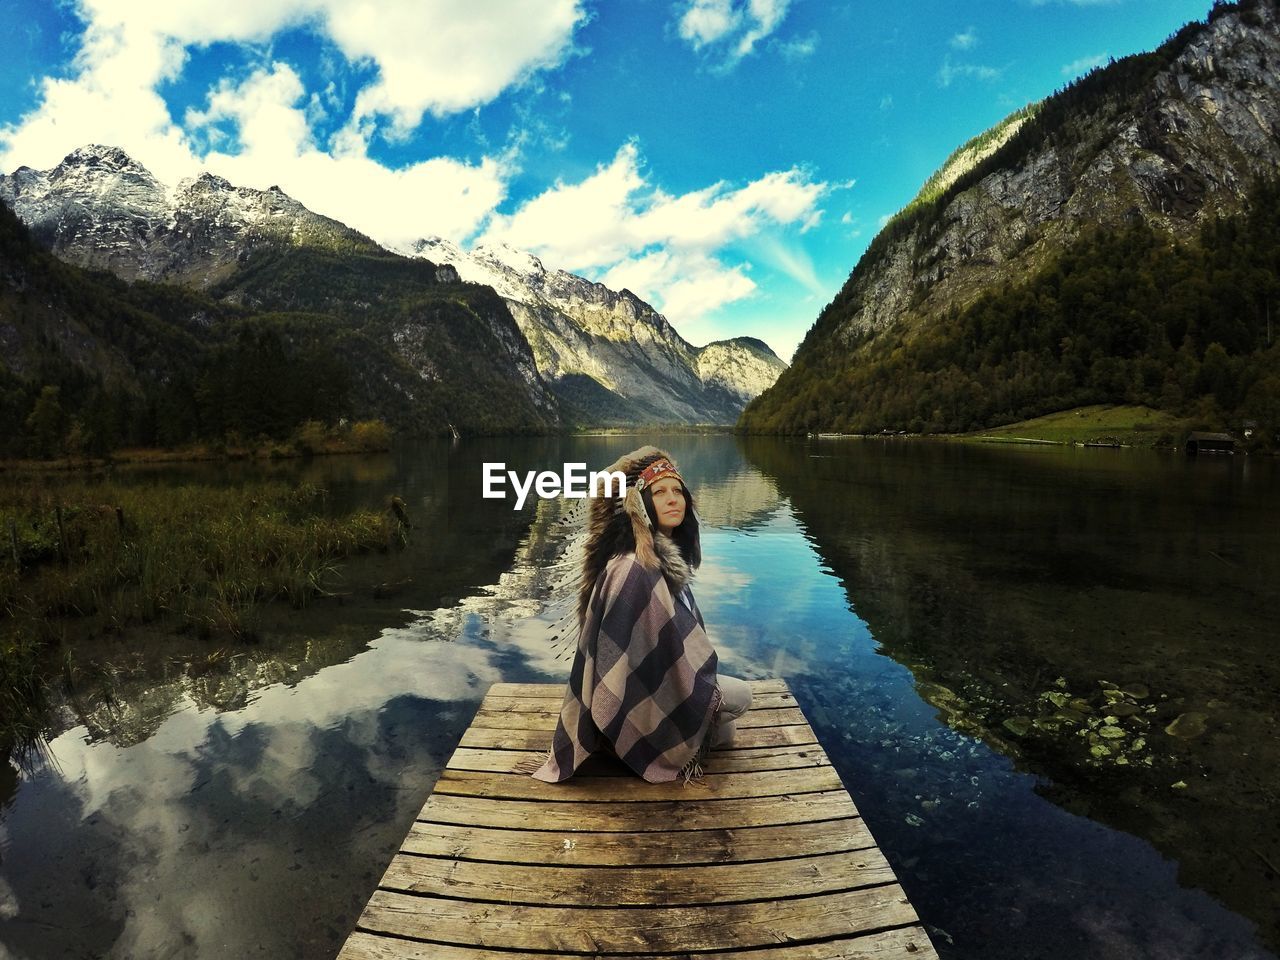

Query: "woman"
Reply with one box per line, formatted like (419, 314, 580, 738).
(528, 446, 752, 784)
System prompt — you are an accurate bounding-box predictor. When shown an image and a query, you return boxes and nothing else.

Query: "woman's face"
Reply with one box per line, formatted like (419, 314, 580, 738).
(650, 476, 687, 535)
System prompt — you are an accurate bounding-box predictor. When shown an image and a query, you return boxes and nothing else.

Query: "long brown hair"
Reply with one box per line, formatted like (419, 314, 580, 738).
(576, 446, 700, 623)
(641, 482, 701, 570)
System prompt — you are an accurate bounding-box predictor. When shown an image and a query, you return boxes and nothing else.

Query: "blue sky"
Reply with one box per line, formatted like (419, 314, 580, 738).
(0, 0, 1212, 360)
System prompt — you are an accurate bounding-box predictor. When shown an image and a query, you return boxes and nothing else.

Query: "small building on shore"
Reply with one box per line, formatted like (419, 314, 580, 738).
(1184, 431, 1235, 456)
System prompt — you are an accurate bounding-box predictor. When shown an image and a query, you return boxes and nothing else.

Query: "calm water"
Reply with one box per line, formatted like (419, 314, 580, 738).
(1, 435, 1277, 959)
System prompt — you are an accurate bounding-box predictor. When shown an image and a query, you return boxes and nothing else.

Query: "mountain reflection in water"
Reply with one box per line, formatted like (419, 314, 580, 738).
(0, 435, 1275, 959)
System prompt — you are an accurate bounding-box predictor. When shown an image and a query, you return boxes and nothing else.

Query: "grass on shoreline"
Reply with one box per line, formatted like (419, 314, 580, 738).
(0, 419, 393, 472)
(960, 405, 1194, 448)
(0, 476, 405, 760)
(812, 405, 1205, 448)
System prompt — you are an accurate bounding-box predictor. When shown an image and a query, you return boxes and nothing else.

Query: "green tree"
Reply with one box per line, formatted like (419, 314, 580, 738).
(25, 385, 67, 458)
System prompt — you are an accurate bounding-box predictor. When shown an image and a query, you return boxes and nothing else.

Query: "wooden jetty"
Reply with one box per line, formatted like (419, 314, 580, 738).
(338, 678, 939, 959)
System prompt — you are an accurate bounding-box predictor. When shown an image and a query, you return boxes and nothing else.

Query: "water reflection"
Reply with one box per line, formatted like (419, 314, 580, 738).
(0, 630, 557, 958)
(740, 436, 1280, 953)
(0, 435, 1276, 959)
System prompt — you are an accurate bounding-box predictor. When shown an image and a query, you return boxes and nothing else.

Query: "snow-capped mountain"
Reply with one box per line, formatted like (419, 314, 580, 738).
(1, 145, 783, 426)
(0, 145, 443, 288)
(409, 236, 786, 424)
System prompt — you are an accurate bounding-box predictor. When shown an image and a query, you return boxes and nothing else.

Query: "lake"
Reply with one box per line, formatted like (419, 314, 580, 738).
(1, 434, 1277, 959)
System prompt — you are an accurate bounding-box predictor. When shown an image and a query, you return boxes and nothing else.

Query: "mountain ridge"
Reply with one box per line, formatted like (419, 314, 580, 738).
(1, 146, 783, 430)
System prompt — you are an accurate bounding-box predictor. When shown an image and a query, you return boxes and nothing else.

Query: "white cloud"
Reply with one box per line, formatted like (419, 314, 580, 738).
(481, 143, 646, 268)
(174, 63, 507, 245)
(1062, 52, 1109, 76)
(185, 63, 314, 160)
(69, 0, 586, 129)
(481, 142, 827, 328)
(328, 0, 586, 135)
(0, 14, 197, 185)
(748, 234, 825, 296)
(839, 210, 862, 239)
(602, 250, 756, 325)
(937, 55, 1001, 88)
(675, 0, 793, 65)
(774, 30, 818, 61)
(950, 28, 977, 51)
(0, 0, 590, 246)
(736, 0, 791, 57)
(678, 0, 740, 47)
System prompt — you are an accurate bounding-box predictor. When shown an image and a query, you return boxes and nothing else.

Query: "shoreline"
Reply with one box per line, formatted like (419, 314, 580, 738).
(0, 443, 391, 473)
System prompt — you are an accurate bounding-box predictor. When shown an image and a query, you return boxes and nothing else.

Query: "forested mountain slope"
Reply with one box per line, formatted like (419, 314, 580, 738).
(741, 1, 1280, 441)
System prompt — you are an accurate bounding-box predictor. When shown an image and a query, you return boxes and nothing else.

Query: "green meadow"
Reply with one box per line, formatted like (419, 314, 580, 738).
(962, 405, 1195, 447)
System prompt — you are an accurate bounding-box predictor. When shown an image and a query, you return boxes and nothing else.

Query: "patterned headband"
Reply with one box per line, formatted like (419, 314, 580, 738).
(635, 458, 683, 491)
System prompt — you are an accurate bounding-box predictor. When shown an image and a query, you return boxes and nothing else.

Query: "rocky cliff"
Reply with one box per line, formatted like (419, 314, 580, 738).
(828, 2, 1280, 344)
(744, 1, 1280, 434)
(409, 238, 786, 425)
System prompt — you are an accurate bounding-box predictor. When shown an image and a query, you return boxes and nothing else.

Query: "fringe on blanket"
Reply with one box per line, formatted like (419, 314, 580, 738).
(513, 746, 554, 776)
(679, 683, 724, 785)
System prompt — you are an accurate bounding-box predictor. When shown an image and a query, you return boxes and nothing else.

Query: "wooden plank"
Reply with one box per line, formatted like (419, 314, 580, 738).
(488, 678, 793, 698)
(469, 705, 806, 730)
(432, 765, 844, 802)
(479, 690, 799, 712)
(356, 885, 922, 953)
(378, 848, 897, 906)
(339, 924, 939, 959)
(443, 743, 832, 775)
(400, 817, 876, 865)
(417, 788, 861, 831)
(460, 722, 817, 751)
(339, 677, 938, 960)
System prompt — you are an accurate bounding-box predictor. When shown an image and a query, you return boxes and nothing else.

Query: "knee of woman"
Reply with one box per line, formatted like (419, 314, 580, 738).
(719, 675, 752, 718)
(712, 718, 737, 748)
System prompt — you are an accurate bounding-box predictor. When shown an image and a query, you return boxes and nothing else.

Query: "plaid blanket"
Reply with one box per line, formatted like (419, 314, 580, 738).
(528, 545, 723, 784)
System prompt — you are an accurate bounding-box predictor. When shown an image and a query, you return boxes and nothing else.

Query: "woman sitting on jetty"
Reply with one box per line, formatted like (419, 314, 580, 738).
(526, 446, 752, 784)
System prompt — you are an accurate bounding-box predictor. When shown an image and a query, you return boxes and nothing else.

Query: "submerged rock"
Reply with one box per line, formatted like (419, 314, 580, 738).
(1002, 716, 1032, 737)
(1165, 712, 1208, 738)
